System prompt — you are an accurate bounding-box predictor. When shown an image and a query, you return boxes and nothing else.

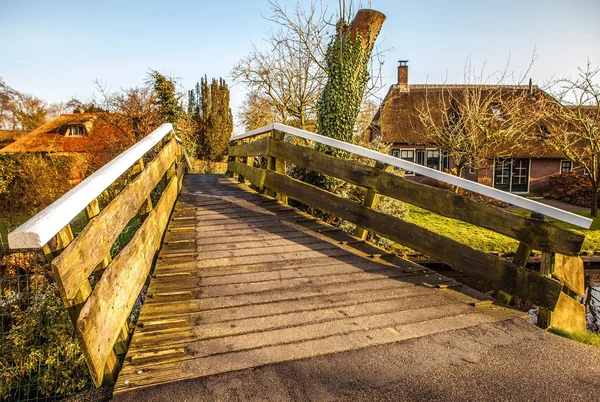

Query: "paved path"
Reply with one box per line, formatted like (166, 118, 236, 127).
(113, 175, 525, 395)
(113, 317, 600, 401)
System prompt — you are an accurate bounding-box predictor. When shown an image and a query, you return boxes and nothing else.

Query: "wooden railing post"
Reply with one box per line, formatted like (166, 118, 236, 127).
(538, 252, 586, 332)
(513, 211, 545, 267)
(267, 130, 287, 204)
(134, 158, 153, 215)
(355, 162, 388, 239)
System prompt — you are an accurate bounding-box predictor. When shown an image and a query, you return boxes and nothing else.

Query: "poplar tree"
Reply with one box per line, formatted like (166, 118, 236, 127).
(189, 76, 233, 161)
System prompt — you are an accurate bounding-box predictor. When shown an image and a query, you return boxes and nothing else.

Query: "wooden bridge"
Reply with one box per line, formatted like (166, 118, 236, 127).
(8, 123, 592, 396)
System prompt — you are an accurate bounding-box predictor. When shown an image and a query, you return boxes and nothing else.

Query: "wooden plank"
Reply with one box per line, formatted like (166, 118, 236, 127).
(76, 174, 179, 385)
(268, 140, 584, 256)
(228, 136, 270, 157)
(355, 161, 387, 239)
(52, 139, 179, 301)
(547, 291, 586, 332)
(262, 169, 563, 310)
(553, 254, 585, 297)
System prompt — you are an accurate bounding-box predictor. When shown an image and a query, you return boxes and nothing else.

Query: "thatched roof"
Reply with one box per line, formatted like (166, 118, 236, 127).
(368, 84, 564, 158)
(0, 129, 29, 146)
(1, 113, 102, 153)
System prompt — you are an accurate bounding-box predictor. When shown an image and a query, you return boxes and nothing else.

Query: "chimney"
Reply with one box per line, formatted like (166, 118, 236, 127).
(528, 78, 533, 96)
(398, 60, 409, 86)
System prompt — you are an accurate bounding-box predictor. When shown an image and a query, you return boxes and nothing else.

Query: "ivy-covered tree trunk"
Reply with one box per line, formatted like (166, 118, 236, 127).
(317, 9, 385, 158)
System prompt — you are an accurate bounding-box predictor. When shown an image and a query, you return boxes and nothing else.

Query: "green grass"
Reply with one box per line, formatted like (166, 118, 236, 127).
(512, 209, 600, 254)
(549, 328, 600, 347)
(399, 205, 600, 255)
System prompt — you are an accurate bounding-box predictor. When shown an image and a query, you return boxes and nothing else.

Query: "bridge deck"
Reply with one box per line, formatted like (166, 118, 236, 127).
(114, 174, 523, 394)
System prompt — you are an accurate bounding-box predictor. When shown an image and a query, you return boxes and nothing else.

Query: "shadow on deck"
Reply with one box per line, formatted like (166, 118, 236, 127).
(113, 174, 524, 395)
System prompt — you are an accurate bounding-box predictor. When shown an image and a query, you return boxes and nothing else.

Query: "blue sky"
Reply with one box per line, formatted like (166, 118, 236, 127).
(1, 0, 598, 129)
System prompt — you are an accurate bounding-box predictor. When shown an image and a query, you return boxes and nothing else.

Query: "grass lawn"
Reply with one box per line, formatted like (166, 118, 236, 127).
(397, 205, 600, 255)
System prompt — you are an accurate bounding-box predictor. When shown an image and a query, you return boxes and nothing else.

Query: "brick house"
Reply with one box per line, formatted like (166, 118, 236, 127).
(366, 61, 580, 194)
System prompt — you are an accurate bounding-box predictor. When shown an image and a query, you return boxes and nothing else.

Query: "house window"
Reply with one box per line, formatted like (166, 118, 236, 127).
(441, 150, 450, 171)
(561, 160, 573, 173)
(68, 125, 86, 136)
(426, 149, 440, 170)
(416, 149, 425, 166)
(400, 149, 415, 176)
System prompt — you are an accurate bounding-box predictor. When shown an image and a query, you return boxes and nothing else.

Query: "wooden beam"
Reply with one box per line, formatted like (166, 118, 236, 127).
(76, 173, 179, 386)
(355, 162, 388, 239)
(228, 161, 266, 190)
(268, 140, 584, 256)
(52, 139, 179, 301)
(261, 168, 563, 310)
(228, 137, 270, 157)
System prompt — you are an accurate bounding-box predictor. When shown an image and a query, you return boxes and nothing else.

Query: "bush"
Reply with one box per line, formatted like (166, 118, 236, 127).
(0, 252, 89, 400)
(546, 172, 592, 207)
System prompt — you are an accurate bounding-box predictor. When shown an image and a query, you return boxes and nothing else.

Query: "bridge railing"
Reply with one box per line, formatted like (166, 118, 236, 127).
(228, 123, 590, 332)
(8, 123, 187, 387)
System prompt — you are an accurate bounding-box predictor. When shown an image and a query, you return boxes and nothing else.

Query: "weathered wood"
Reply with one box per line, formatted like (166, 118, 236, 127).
(548, 292, 587, 332)
(268, 140, 584, 256)
(44, 225, 120, 386)
(228, 136, 270, 157)
(261, 168, 563, 310)
(84, 198, 112, 270)
(228, 160, 266, 189)
(355, 162, 387, 239)
(52, 139, 179, 301)
(76, 174, 179, 386)
(553, 254, 585, 297)
(134, 158, 153, 214)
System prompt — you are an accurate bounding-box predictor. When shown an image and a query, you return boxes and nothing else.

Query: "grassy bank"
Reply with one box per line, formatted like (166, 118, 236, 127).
(395, 205, 600, 255)
(549, 328, 600, 347)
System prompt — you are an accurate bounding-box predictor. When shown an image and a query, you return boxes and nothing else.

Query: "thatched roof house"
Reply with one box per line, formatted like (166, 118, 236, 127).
(1, 113, 100, 153)
(367, 61, 578, 193)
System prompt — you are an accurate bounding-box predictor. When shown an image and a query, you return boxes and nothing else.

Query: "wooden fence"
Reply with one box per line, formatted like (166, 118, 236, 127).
(228, 124, 590, 333)
(8, 123, 187, 387)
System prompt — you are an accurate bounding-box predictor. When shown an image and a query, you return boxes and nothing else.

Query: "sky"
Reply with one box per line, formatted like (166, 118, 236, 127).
(1, 0, 599, 131)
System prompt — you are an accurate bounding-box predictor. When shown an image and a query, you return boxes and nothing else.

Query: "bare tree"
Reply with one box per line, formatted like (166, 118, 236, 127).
(417, 58, 546, 180)
(547, 61, 600, 216)
(232, 1, 327, 131)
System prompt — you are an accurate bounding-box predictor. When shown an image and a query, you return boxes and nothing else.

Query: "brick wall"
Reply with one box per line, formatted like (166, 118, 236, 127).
(530, 158, 561, 193)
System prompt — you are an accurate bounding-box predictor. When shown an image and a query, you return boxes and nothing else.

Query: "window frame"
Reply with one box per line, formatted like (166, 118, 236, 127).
(67, 124, 86, 137)
(560, 160, 573, 174)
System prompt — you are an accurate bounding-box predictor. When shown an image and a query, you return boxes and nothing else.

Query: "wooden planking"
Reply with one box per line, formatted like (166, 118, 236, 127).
(267, 140, 584, 256)
(52, 139, 179, 301)
(115, 174, 524, 395)
(76, 174, 179, 385)
(260, 169, 563, 310)
(116, 309, 514, 394)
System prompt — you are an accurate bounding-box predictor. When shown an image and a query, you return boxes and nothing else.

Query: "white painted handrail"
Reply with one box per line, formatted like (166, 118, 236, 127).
(231, 123, 593, 229)
(9, 123, 174, 249)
